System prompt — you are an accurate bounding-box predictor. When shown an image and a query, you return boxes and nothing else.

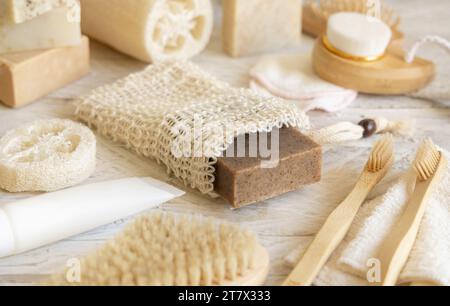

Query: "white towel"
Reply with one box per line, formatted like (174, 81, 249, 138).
(286, 150, 450, 286)
(249, 54, 357, 112)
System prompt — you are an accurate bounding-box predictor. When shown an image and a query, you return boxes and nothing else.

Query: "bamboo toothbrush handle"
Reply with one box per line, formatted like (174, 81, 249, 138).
(377, 143, 446, 286)
(283, 179, 374, 286)
(377, 180, 435, 286)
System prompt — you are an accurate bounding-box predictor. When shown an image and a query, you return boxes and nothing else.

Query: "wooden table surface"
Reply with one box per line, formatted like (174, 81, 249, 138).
(0, 0, 449, 285)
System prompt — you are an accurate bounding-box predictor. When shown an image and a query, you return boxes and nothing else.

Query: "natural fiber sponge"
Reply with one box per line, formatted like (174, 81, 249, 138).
(0, 119, 96, 192)
(80, 0, 213, 62)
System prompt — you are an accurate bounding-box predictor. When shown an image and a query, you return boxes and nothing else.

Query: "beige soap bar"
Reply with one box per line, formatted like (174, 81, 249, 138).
(0, 36, 90, 108)
(223, 0, 302, 57)
(0, 0, 80, 24)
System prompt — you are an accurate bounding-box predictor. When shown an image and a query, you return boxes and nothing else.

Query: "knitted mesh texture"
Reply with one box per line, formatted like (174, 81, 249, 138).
(75, 61, 310, 194)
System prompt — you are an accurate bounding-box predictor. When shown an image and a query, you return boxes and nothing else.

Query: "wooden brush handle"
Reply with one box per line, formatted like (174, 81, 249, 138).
(283, 178, 375, 286)
(377, 180, 437, 286)
(377, 158, 446, 286)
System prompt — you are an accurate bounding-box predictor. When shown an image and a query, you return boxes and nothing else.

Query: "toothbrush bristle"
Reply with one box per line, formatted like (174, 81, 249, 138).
(367, 134, 394, 172)
(414, 139, 441, 181)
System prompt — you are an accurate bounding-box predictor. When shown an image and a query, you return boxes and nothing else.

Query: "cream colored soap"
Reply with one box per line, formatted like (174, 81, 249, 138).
(223, 0, 302, 57)
(0, 36, 90, 108)
(0, 0, 80, 24)
(0, 7, 81, 54)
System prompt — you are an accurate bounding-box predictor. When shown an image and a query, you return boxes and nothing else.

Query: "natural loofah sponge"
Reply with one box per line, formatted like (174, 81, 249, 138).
(79, 0, 213, 62)
(47, 212, 270, 286)
(0, 119, 96, 192)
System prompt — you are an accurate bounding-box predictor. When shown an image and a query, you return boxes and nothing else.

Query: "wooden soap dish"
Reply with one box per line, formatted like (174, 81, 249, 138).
(312, 37, 435, 95)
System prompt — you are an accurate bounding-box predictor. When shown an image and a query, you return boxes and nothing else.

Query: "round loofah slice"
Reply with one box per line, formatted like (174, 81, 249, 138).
(0, 119, 96, 192)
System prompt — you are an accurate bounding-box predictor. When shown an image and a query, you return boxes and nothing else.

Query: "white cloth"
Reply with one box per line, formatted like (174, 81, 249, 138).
(249, 54, 357, 112)
(286, 150, 450, 286)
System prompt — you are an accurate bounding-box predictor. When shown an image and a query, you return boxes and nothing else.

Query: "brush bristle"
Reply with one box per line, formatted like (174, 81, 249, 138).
(414, 139, 441, 181)
(46, 212, 260, 286)
(311, 0, 400, 28)
(367, 134, 394, 172)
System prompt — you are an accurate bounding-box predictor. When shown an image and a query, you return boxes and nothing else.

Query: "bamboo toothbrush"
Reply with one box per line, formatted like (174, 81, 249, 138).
(46, 212, 270, 286)
(283, 135, 394, 286)
(376, 139, 446, 286)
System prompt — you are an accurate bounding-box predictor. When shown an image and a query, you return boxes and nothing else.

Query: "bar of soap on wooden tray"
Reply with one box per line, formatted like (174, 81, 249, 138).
(0, 36, 90, 108)
(215, 128, 322, 208)
(223, 0, 302, 57)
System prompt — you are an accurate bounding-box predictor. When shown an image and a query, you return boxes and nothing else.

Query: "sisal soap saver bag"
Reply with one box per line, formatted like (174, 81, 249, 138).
(75, 61, 310, 195)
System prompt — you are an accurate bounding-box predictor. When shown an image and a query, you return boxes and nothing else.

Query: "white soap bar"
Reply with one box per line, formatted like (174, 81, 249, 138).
(0, 0, 80, 24)
(0, 7, 81, 54)
(327, 12, 392, 58)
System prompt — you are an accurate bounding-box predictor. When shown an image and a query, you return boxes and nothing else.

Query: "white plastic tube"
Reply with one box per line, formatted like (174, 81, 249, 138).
(0, 177, 184, 258)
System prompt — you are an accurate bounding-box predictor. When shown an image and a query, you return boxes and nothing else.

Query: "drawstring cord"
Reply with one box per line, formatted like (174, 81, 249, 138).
(405, 35, 450, 64)
(308, 117, 415, 145)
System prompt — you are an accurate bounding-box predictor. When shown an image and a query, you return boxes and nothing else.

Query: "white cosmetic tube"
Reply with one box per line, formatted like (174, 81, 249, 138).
(0, 177, 184, 258)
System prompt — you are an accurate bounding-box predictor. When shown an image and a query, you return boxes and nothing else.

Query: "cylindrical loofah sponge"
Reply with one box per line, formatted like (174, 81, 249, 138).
(0, 119, 96, 192)
(79, 0, 214, 62)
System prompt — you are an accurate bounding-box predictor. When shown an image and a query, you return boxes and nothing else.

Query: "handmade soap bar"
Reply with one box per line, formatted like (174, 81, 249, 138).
(223, 0, 302, 57)
(0, 0, 80, 24)
(215, 128, 322, 208)
(0, 36, 90, 108)
(0, 7, 81, 54)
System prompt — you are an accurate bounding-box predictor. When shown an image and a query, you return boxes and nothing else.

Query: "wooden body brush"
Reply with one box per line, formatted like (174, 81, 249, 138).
(376, 139, 447, 286)
(283, 135, 394, 286)
(313, 35, 435, 95)
(311, 9, 435, 95)
(46, 212, 270, 286)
